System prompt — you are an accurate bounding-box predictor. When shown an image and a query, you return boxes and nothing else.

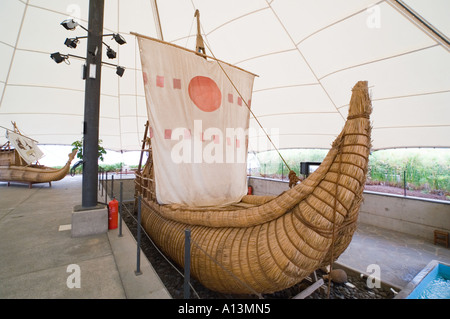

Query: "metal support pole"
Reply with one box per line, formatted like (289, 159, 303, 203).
(81, 0, 105, 208)
(119, 181, 123, 237)
(404, 171, 407, 196)
(100, 169, 104, 197)
(135, 196, 142, 275)
(184, 229, 191, 299)
(105, 172, 108, 205)
(111, 175, 114, 199)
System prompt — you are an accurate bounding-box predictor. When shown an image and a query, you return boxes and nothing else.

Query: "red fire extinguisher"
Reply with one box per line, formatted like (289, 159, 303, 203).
(108, 198, 119, 230)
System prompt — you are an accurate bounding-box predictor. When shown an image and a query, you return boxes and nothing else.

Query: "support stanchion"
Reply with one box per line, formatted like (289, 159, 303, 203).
(135, 195, 142, 276)
(105, 172, 108, 205)
(404, 171, 407, 196)
(111, 175, 114, 199)
(101, 170, 104, 197)
(184, 229, 191, 299)
(119, 181, 123, 237)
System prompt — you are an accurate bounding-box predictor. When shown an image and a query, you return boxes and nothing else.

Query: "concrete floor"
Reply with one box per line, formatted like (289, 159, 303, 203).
(0, 175, 170, 299)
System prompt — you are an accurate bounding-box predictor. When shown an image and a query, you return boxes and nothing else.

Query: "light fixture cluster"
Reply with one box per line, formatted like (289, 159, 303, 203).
(51, 19, 126, 77)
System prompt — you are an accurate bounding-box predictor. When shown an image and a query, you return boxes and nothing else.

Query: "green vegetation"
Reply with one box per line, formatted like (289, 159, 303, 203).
(367, 149, 450, 193)
(254, 149, 327, 178)
(64, 146, 449, 198)
(253, 148, 450, 196)
(68, 162, 139, 175)
(71, 139, 107, 162)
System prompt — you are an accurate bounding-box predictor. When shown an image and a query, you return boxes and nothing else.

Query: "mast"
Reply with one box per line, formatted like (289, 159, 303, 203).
(194, 10, 206, 56)
(150, 0, 164, 40)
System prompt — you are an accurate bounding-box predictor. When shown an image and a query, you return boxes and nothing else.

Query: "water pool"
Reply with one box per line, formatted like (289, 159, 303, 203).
(396, 260, 450, 299)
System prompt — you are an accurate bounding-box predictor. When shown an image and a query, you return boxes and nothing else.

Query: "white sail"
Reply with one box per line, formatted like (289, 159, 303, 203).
(6, 130, 44, 165)
(137, 35, 255, 206)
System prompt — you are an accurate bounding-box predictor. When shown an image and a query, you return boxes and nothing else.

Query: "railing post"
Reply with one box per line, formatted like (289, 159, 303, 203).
(184, 229, 191, 299)
(135, 195, 142, 276)
(101, 169, 104, 197)
(404, 170, 407, 196)
(105, 172, 108, 205)
(111, 174, 114, 199)
(119, 181, 123, 237)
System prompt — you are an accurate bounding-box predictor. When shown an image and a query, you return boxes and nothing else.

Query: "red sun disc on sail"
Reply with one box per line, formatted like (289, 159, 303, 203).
(188, 76, 222, 112)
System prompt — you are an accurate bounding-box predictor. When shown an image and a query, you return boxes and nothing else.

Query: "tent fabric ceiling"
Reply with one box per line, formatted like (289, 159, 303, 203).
(0, 0, 449, 152)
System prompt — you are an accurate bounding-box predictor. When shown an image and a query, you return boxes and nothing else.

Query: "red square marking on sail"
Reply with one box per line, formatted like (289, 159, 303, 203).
(184, 129, 191, 139)
(164, 129, 172, 139)
(237, 97, 242, 106)
(228, 94, 233, 103)
(247, 99, 252, 108)
(156, 75, 164, 88)
(173, 78, 181, 89)
(213, 135, 220, 144)
(226, 137, 231, 145)
(236, 139, 240, 148)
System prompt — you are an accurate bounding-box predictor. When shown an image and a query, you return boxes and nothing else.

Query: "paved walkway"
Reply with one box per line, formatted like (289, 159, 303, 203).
(0, 175, 171, 299)
(1, 175, 449, 298)
(337, 222, 450, 290)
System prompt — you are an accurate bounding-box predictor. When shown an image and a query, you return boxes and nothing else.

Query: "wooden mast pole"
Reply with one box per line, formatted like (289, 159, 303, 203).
(194, 10, 206, 56)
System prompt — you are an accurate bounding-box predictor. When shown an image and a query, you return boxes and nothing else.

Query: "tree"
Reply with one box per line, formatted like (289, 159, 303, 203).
(71, 139, 107, 162)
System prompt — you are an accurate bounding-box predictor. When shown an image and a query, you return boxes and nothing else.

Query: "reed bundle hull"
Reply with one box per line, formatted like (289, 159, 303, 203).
(0, 149, 77, 186)
(135, 81, 372, 294)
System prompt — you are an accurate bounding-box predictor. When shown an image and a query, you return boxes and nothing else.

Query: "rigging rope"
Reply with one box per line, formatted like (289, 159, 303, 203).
(196, 15, 298, 186)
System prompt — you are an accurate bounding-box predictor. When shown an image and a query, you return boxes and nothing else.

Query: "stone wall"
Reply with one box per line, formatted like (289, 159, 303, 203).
(100, 175, 136, 202)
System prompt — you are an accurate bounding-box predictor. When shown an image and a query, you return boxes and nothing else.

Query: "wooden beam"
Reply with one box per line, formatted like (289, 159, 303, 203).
(292, 279, 324, 299)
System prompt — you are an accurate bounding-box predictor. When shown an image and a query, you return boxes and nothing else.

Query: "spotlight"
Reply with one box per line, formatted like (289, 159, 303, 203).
(112, 33, 126, 45)
(64, 38, 79, 49)
(50, 52, 67, 64)
(116, 66, 125, 77)
(61, 19, 79, 30)
(106, 47, 117, 59)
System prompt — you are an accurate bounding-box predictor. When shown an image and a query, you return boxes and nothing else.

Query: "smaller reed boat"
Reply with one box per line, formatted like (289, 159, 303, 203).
(0, 122, 76, 188)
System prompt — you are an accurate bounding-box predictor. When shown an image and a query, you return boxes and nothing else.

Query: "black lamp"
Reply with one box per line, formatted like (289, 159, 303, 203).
(106, 47, 117, 59)
(112, 33, 126, 45)
(64, 38, 79, 49)
(60, 19, 79, 31)
(116, 66, 125, 77)
(50, 52, 67, 64)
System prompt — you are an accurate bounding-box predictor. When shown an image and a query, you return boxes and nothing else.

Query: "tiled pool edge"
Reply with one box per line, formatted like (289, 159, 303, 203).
(395, 260, 449, 299)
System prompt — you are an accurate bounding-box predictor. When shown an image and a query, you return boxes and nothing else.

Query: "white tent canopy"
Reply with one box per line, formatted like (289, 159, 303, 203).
(1, 0, 449, 153)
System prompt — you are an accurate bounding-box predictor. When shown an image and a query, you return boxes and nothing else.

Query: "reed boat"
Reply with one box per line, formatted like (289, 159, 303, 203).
(133, 25, 372, 294)
(0, 123, 76, 188)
